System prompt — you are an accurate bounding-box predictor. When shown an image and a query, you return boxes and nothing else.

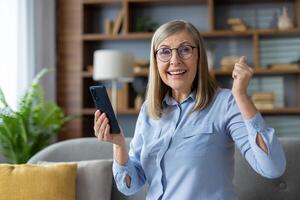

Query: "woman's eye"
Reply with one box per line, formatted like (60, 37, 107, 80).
(179, 46, 191, 54)
(160, 48, 171, 55)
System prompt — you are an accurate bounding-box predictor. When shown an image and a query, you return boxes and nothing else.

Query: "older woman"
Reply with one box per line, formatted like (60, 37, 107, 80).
(93, 20, 286, 200)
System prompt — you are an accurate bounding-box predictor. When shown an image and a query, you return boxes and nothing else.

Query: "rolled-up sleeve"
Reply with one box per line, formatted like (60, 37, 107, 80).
(225, 94, 286, 178)
(112, 104, 146, 195)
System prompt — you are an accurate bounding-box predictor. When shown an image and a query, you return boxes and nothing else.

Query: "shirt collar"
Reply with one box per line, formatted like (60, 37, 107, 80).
(162, 89, 196, 107)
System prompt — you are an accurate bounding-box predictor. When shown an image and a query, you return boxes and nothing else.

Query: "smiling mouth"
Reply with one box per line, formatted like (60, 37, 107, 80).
(167, 69, 187, 75)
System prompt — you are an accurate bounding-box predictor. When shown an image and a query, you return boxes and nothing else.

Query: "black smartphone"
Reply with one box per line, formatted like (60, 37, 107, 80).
(89, 85, 121, 134)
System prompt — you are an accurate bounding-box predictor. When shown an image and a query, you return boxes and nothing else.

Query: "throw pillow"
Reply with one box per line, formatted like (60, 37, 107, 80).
(0, 163, 77, 200)
(40, 160, 113, 200)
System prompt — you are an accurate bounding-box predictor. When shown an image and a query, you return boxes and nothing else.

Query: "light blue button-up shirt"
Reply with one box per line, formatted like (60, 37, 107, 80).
(113, 88, 286, 200)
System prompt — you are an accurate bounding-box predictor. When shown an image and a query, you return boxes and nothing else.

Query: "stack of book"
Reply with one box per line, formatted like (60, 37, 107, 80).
(220, 56, 239, 71)
(248, 77, 284, 108)
(227, 18, 248, 31)
(251, 92, 275, 110)
(133, 59, 149, 76)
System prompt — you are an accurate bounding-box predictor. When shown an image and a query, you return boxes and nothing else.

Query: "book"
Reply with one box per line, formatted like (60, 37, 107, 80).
(112, 9, 124, 35)
(227, 17, 248, 31)
(227, 18, 243, 25)
(220, 56, 239, 71)
(254, 102, 275, 110)
(248, 77, 284, 107)
(104, 18, 114, 35)
(232, 24, 247, 31)
(252, 92, 275, 101)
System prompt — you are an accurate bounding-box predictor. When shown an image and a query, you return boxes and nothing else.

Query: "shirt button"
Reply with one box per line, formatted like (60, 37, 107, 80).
(279, 181, 287, 190)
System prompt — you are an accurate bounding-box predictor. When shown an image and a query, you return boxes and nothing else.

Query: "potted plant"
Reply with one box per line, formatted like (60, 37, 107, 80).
(0, 69, 69, 164)
(135, 16, 159, 32)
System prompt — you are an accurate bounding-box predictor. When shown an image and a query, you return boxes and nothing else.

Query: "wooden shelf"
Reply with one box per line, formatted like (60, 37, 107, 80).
(82, 0, 122, 4)
(118, 109, 140, 115)
(202, 30, 253, 37)
(257, 28, 300, 36)
(58, 0, 300, 139)
(82, 108, 139, 115)
(82, 68, 149, 78)
(259, 108, 300, 115)
(254, 68, 300, 74)
(127, 0, 207, 5)
(82, 0, 207, 6)
(203, 29, 300, 37)
(82, 33, 153, 41)
(214, 0, 292, 4)
(82, 28, 300, 41)
(213, 68, 300, 76)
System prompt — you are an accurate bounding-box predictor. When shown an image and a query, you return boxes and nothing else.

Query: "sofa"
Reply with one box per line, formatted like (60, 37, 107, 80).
(27, 137, 300, 200)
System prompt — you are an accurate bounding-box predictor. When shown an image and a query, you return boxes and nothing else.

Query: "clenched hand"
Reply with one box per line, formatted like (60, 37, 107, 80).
(232, 56, 254, 97)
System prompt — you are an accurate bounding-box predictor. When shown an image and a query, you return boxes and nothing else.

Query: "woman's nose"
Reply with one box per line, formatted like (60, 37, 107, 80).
(169, 50, 181, 65)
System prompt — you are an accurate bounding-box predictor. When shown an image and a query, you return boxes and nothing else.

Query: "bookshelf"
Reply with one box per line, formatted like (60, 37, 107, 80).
(57, 0, 300, 139)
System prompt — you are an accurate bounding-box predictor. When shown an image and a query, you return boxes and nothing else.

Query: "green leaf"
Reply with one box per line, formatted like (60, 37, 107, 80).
(0, 88, 14, 115)
(0, 68, 70, 164)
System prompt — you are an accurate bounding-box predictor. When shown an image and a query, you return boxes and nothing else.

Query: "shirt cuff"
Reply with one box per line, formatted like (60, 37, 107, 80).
(113, 159, 130, 173)
(244, 112, 275, 156)
(113, 159, 133, 189)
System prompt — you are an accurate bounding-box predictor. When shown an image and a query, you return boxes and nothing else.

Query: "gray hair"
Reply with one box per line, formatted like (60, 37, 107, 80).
(146, 20, 218, 119)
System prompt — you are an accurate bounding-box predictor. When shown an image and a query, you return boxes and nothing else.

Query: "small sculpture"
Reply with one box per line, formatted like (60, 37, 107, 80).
(278, 7, 293, 30)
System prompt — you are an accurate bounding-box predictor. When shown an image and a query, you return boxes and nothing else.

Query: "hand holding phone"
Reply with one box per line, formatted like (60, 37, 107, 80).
(89, 85, 121, 134)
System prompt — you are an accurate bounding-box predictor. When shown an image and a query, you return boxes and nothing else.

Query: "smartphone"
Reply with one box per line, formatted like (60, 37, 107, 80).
(89, 85, 121, 134)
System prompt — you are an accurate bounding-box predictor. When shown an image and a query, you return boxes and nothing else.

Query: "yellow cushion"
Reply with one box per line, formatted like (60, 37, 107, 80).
(0, 163, 77, 200)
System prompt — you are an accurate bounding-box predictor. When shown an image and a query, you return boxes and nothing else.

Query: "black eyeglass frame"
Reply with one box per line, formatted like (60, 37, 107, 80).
(154, 45, 198, 62)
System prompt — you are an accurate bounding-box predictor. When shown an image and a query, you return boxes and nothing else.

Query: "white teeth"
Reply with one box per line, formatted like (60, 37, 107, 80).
(168, 70, 186, 75)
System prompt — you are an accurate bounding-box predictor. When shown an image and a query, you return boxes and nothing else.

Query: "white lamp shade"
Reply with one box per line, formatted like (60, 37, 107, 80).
(93, 50, 134, 81)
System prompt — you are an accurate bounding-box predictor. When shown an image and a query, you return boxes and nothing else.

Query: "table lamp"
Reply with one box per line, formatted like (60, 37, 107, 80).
(93, 50, 134, 113)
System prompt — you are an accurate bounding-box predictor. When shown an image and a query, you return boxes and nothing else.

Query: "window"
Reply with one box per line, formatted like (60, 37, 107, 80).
(0, 0, 18, 109)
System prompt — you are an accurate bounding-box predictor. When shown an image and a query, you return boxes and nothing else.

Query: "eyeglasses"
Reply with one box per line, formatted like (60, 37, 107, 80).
(155, 45, 197, 62)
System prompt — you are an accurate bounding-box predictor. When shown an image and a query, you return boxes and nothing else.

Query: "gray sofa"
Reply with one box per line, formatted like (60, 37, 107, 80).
(28, 137, 300, 200)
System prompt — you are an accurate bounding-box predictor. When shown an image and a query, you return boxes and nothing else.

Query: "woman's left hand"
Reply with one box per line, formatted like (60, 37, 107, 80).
(232, 56, 254, 97)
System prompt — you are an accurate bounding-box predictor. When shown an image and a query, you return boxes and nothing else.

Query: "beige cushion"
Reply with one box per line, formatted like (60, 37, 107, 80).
(39, 160, 113, 200)
(0, 163, 77, 200)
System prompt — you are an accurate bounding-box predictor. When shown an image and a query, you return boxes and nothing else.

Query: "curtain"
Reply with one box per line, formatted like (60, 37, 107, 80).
(32, 0, 56, 101)
(0, 0, 56, 163)
(18, 0, 56, 102)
